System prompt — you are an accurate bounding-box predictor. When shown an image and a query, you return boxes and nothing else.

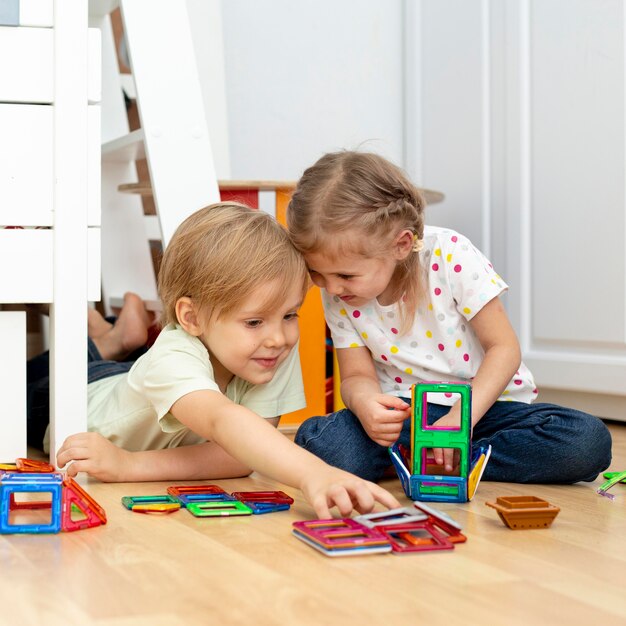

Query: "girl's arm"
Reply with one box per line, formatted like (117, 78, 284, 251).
(432, 296, 521, 469)
(336, 346, 411, 446)
(461, 296, 521, 426)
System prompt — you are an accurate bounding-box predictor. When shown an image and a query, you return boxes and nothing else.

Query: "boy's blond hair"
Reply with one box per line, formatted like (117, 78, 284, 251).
(158, 202, 309, 326)
(287, 151, 426, 334)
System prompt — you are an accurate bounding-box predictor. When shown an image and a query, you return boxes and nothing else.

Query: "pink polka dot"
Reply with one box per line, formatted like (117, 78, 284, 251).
(391, 328, 398, 334)
(432, 263, 439, 271)
(514, 379, 522, 385)
(381, 354, 388, 361)
(434, 287, 441, 296)
(352, 310, 361, 318)
(444, 392, 452, 398)
(395, 377, 402, 383)
(533, 388, 538, 394)
(463, 354, 470, 362)
(454, 264, 462, 273)
(451, 236, 458, 242)
(438, 343, 445, 351)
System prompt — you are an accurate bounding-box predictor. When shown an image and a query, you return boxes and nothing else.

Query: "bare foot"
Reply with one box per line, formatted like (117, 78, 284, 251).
(92, 293, 153, 360)
(88, 308, 113, 339)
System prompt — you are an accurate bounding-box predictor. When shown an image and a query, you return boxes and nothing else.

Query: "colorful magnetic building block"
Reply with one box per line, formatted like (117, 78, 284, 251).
(0, 462, 106, 534)
(122, 486, 293, 516)
(292, 502, 467, 557)
(389, 382, 491, 503)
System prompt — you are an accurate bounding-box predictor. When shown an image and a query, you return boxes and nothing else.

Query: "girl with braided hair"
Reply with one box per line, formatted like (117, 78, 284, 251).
(287, 150, 611, 484)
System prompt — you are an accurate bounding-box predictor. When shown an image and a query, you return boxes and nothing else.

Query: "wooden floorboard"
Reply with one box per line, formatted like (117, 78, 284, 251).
(2, 422, 625, 625)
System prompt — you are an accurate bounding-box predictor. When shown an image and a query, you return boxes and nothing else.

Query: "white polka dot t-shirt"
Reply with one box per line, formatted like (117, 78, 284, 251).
(324, 225, 538, 405)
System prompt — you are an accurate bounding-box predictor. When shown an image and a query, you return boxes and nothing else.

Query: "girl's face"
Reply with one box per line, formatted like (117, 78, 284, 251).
(197, 280, 303, 392)
(305, 250, 400, 307)
(304, 230, 414, 307)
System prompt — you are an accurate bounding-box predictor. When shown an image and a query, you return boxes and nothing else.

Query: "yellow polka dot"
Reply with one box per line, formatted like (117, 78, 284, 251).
(340, 308, 347, 316)
(446, 253, 452, 262)
(349, 343, 360, 348)
(405, 368, 413, 375)
(426, 330, 432, 338)
(463, 307, 471, 315)
(361, 332, 368, 339)
(390, 346, 399, 354)
(428, 303, 433, 311)
(502, 390, 510, 395)
(491, 279, 496, 284)
(434, 248, 441, 257)
(455, 339, 462, 348)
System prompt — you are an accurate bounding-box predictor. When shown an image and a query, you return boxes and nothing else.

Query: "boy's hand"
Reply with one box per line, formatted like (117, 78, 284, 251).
(56, 432, 132, 482)
(352, 393, 411, 446)
(301, 467, 401, 519)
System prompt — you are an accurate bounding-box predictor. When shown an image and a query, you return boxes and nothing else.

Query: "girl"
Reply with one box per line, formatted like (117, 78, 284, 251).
(287, 151, 612, 484)
(31, 202, 399, 518)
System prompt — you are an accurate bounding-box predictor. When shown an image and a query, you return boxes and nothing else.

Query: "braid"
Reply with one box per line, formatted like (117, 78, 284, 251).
(287, 150, 428, 333)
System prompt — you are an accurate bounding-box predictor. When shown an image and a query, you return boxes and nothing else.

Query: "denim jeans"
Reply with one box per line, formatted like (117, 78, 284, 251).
(26, 333, 142, 450)
(295, 399, 612, 484)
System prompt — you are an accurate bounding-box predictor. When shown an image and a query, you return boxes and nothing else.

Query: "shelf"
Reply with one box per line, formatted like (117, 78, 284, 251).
(116, 177, 445, 204)
(102, 129, 145, 162)
(117, 179, 298, 195)
(109, 295, 162, 312)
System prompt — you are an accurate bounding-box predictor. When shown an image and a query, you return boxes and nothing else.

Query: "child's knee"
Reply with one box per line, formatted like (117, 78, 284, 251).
(582, 417, 612, 477)
(294, 415, 325, 450)
(562, 414, 612, 482)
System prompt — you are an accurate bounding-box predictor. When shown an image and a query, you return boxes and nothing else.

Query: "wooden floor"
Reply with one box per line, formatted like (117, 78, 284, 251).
(2, 422, 626, 626)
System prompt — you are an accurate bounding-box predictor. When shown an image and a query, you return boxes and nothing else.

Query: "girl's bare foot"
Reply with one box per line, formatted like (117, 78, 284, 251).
(92, 293, 154, 360)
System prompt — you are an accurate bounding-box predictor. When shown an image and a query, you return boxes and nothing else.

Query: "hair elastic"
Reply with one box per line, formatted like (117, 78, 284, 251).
(412, 234, 424, 253)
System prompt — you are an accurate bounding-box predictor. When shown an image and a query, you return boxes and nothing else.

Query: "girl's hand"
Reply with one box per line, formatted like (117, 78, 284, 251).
(352, 393, 411, 446)
(301, 467, 401, 519)
(431, 408, 467, 472)
(56, 432, 133, 482)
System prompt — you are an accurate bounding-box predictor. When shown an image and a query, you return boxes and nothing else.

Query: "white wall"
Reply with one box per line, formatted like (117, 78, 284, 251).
(191, 0, 405, 181)
(188, 0, 626, 419)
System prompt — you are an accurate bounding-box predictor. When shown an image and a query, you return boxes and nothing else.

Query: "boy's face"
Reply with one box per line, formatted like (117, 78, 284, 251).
(198, 280, 303, 391)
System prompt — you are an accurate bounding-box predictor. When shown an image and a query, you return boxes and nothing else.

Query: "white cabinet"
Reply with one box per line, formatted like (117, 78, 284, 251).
(0, 5, 101, 459)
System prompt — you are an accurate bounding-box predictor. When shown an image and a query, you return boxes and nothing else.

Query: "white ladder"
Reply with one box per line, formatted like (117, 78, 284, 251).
(89, 0, 221, 312)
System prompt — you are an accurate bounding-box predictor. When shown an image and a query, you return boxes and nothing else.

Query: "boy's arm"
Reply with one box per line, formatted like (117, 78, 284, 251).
(336, 346, 410, 446)
(170, 390, 400, 517)
(56, 417, 281, 483)
(58, 435, 252, 482)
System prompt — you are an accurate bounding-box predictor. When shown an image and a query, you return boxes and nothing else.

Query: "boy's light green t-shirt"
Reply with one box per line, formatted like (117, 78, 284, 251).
(63, 324, 304, 452)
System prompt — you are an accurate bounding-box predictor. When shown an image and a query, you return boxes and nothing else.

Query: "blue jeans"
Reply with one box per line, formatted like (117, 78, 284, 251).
(26, 328, 144, 450)
(295, 399, 612, 484)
